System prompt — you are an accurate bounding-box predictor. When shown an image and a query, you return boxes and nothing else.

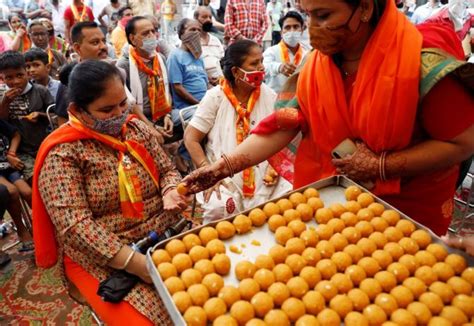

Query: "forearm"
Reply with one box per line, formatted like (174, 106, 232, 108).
(185, 138, 208, 168)
(0, 101, 10, 119)
(10, 36, 21, 52)
(173, 84, 199, 105)
(9, 133, 21, 153)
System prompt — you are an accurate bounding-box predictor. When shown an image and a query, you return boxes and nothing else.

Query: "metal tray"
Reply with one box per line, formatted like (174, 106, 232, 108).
(146, 175, 474, 325)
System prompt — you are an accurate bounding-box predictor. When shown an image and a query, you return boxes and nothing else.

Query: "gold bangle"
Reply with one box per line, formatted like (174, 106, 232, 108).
(121, 250, 136, 270)
(379, 152, 387, 182)
(221, 153, 234, 178)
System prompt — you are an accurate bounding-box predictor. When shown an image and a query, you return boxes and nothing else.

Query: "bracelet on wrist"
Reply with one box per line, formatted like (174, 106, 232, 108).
(162, 184, 177, 196)
(221, 153, 235, 178)
(120, 250, 136, 270)
(379, 152, 387, 182)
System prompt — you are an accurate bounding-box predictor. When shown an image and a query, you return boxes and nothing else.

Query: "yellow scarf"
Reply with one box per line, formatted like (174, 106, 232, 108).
(70, 2, 87, 22)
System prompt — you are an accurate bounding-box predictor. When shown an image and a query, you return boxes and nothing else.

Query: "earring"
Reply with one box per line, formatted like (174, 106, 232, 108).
(361, 16, 369, 22)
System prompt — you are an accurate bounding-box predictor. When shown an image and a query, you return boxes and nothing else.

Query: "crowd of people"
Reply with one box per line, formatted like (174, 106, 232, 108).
(0, 0, 473, 324)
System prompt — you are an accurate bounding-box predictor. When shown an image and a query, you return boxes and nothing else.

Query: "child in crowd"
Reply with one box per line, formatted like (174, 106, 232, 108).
(0, 50, 54, 182)
(0, 119, 34, 252)
(24, 48, 61, 99)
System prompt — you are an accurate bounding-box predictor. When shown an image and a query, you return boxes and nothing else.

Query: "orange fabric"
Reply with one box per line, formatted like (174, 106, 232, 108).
(47, 48, 54, 65)
(295, 0, 422, 196)
(221, 78, 261, 197)
(130, 48, 171, 122)
(279, 41, 303, 66)
(64, 255, 153, 325)
(70, 3, 87, 22)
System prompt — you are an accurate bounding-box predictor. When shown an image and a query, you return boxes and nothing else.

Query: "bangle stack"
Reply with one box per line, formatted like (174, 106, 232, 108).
(379, 152, 387, 181)
(221, 153, 234, 178)
(121, 250, 136, 270)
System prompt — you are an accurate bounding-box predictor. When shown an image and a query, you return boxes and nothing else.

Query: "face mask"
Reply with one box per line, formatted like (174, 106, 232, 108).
(141, 37, 157, 55)
(182, 31, 202, 59)
(202, 21, 213, 32)
(238, 68, 265, 88)
(84, 107, 130, 137)
(309, 6, 361, 55)
(282, 31, 302, 48)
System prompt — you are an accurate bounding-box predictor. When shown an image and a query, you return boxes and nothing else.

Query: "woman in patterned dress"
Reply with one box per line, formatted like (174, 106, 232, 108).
(32, 60, 190, 325)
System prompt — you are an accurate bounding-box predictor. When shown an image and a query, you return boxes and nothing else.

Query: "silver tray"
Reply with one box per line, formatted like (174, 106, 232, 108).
(146, 175, 474, 325)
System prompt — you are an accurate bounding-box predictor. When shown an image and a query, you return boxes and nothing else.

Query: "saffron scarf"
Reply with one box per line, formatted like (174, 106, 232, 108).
(32, 116, 160, 268)
(279, 41, 303, 66)
(294, 0, 422, 195)
(47, 48, 54, 65)
(9, 31, 31, 53)
(70, 2, 87, 22)
(220, 78, 261, 197)
(130, 48, 171, 122)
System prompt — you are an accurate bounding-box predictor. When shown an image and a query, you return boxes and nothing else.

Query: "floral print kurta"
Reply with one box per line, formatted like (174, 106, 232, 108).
(38, 119, 180, 324)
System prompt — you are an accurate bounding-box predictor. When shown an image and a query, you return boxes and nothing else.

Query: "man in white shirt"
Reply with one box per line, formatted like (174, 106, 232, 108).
(50, 0, 68, 37)
(263, 11, 308, 93)
(411, 0, 442, 24)
(194, 6, 224, 85)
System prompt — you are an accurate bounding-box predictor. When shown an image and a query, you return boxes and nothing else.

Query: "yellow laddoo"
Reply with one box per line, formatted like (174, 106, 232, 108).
(273, 263, 294, 283)
(345, 312, 369, 326)
(275, 226, 295, 245)
(452, 294, 474, 318)
(329, 233, 349, 252)
(268, 214, 287, 232)
(355, 221, 374, 238)
(300, 266, 321, 288)
(254, 268, 275, 291)
(375, 293, 398, 315)
(204, 297, 227, 321)
(410, 229, 432, 249)
(359, 278, 383, 301)
(206, 239, 226, 258)
(396, 219, 416, 237)
(381, 210, 401, 226)
(330, 273, 354, 294)
(331, 252, 353, 272)
(341, 211, 359, 227)
(172, 253, 193, 274)
(447, 276, 473, 295)
(249, 208, 268, 226)
(251, 292, 274, 318)
(158, 262, 178, 280)
(282, 297, 306, 322)
(302, 247, 321, 266)
(303, 187, 319, 199)
(345, 265, 367, 286)
(427, 317, 453, 326)
(387, 262, 410, 283)
(399, 237, 419, 255)
(327, 218, 346, 234)
(296, 314, 320, 326)
(213, 315, 238, 326)
(368, 202, 385, 216)
(384, 242, 405, 260)
(263, 202, 281, 217)
(345, 201, 363, 215)
(269, 245, 289, 265)
(363, 304, 387, 326)
(216, 221, 236, 240)
(415, 266, 438, 286)
(181, 269, 203, 289)
(384, 226, 404, 243)
(194, 259, 215, 276)
(296, 203, 314, 222)
(357, 193, 375, 208)
(286, 237, 306, 255)
(165, 239, 187, 257)
(307, 197, 324, 212)
(183, 306, 207, 326)
(345, 186, 362, 201)
(398, 254, 419, 275)
(268, 282, 291, 306)
(188, 283, 210, 306)
(316, 259, 337, 280)
(202, 273, 224, 296)
(371, 217, 389, 232)
(218, 285, 241, 308)
(189, 245, 210, 263)
(255, 254, 275, 270)
(287, 276, 309, 298)
(369, 232, 388, 249)
(230, 300, 255, 325)
(374, 271, 398, 292)
(427, 243, 449, 262)
(286, 254, 307, 275)
(316, 240, 335, 259)
(372, 250, 393, 270)
(440, 306, 468, 326)
(348, 288, 370, 312)
(315, 280, 338, 302)
(315, 224, 334, 240)
(433, 262, 456, 282)
(357, 238, 377, 256)
(302, 291, 325, 315)
(315, 208, 334, 224)
(419, 292, 444, 315)
(342, 226, 361, 244)
(445, 253, 467, 275)
(182, 234, 202, 252)
(461, 267, 474, 286)
(290, 192, 307, 206)
(407, 302, 432, 325)
(390, 309, 417, 326)
(212, 253, 231, 275)
(415, 250, 437, 267)
(235, 261, 257, 281)
(173, 291, 192, 313)
(429, 281, 455, 304)
(233, 214, 253, 234)
(152, 249, 171, 266)
(329, 203, 347, 218)
(300, 229, 319, 247)
(358, 257, 381, 277)
(277, 198, 294, 212)
(199, 227, 219, 246)
(343, 244, 364, 263)
(357, 208, 375, 222)
(238, 278, 260, 301)
(264, 309, 290, 326)
(329, 294, 353, 319)
(402, 277, 426, 299)
(317, 309, 341, 326)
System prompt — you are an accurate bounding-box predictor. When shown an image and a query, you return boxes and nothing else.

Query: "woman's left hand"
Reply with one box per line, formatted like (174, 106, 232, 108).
(163, 188, 191, 213)
(263, 165, 279, 187)
(332, 142, 379, 182)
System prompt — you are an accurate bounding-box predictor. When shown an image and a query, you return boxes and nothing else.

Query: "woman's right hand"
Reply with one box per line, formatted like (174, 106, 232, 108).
(182, 161, 228, 195)
(16, 27, 26, 37)
(203, 180, 229, 203)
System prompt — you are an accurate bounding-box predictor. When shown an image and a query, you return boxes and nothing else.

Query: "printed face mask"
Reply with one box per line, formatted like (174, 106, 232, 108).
(84, 107, 130, 137)
(182, 31, 202, 59)
(238, 68, 265, 88)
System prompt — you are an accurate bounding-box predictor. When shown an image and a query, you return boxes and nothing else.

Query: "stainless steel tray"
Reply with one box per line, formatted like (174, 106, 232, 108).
(146, 175, 474, 325)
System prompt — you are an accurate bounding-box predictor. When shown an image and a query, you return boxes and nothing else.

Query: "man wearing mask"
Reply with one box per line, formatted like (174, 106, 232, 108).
(117, 16, 174, 140)
(194, 6, 224, 85)
(263, 11, 308, 92)
(167, 18, 208, 128)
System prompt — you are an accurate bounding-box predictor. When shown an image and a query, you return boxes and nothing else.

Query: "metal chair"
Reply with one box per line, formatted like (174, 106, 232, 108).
(178, 105, 198, 131)
(450, 172, 474, 234)
(46, 104, 59, 131)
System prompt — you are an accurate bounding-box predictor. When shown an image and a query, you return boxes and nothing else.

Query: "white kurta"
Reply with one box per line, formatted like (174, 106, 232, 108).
(189, 83, 292, 223)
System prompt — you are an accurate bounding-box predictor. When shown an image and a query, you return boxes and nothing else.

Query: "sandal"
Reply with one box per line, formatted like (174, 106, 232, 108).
(19, 240, 34, 252)
(0, 251, 11, 267)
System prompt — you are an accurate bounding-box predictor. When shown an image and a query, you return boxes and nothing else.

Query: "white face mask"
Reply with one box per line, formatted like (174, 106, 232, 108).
(141, 37, 158, 55)
(282, 31, 302, 48)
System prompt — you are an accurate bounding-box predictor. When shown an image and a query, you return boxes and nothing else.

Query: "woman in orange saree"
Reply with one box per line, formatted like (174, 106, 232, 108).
(183, 0, 474, 236)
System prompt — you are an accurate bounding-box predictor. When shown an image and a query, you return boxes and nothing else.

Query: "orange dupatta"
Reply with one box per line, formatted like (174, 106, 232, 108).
(130, 48, 171, 122)
(221, 79, 261, 197)
(279, 41, 303, 66)
(32, 116, 160, 268)
(295, 0, 422, 195)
